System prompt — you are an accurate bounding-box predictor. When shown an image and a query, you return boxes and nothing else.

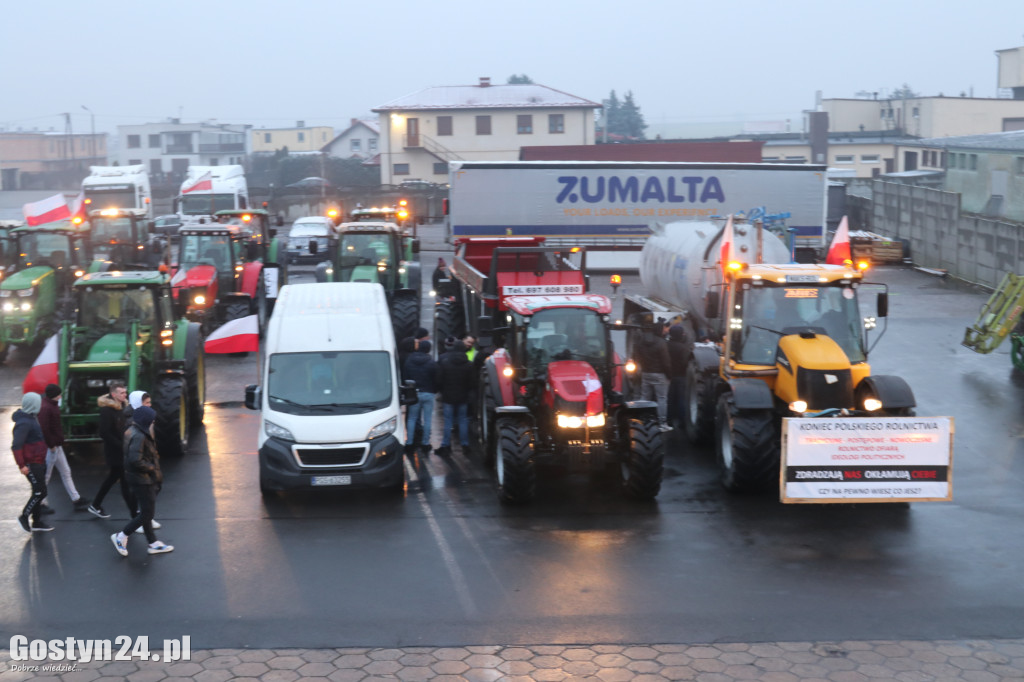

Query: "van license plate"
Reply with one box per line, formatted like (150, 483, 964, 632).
(312, 475, 351, 486)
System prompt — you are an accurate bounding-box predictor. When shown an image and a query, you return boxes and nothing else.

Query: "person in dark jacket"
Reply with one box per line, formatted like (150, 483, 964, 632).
(432, 258, 456, 299)
(403, 340, 440, 456)
(39, 384, 88, 511)
(111, 406, 172, 556)
(666, 324, 691, 430)
(636, 319, 672, 431)
(13, 392, 53, 532)
(437, 337, 475, 455)
(398, 327, 429, 381)
(88, 381, 137, 519)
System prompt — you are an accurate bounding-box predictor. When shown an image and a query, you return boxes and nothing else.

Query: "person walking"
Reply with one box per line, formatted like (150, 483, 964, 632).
(403, 339, 439, 456)
(437, 336, 475, 456)
(13, 392, 53, 532)
(111, 406, 173, 556)
(666, 324, 691, 430)
(637, 319, 673, 431)
(88, 382, 137, 519)
(38, 384, 89, 512)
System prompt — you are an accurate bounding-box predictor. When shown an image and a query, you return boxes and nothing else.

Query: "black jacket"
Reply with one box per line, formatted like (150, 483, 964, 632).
(38, 395, 64, 448)
(98, 394, 128, 466)
(404, 351, 440, 394)
(667, 326, 691, 378)
(123, 423, 163, 487)
(438, 349, 475, 404)
(636, 330, 671, 375)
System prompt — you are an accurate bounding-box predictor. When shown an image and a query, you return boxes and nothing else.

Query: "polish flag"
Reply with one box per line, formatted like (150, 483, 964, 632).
(23, 335, 59, 395)
(69, 191, 88, 224)
(825, 215, 853, 266)
(719, 215, 736, 273)
(23, 194, 71, 226)
(204, 314, 259, 353)
(182, 171, 213, 194)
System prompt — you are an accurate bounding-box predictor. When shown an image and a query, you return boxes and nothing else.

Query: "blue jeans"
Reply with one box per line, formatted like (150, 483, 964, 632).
(405, 391, 435, 446)
(441, 402, 469, 447)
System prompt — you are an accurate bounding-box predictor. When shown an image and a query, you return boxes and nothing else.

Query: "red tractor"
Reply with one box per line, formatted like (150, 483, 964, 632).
(441, 239, 665, 503)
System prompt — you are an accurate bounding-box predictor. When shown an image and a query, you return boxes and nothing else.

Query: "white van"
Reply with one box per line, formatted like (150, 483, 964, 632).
(245, 282, 416, 495)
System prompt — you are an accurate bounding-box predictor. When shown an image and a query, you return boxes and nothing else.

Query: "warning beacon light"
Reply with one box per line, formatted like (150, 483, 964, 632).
(610, 274, 621, 294)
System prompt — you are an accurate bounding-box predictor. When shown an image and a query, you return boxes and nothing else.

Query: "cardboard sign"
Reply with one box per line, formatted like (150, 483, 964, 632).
(781, 416, 954, 504)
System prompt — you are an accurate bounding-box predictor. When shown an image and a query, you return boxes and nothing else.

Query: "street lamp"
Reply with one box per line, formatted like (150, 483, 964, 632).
(81, 105, 95, 160)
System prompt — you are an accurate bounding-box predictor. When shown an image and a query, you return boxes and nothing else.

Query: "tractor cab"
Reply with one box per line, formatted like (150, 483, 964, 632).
(214, 209, 284, 249)
(332, 223, 404, 286)
(79, 208, 161, 271)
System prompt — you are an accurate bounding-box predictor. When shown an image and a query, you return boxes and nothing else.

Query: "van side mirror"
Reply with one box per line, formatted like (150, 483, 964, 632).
(411, 239, 420, 254)
(400, 380, 418, 406)
(704, 291, 720, 319)
(309, 239, 319, 255)
(877, 291, 888, 318)
(244, 384, 261, 410)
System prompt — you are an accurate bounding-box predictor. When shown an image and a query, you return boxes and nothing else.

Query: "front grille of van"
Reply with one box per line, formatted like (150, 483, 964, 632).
(294, 446, 366, 467)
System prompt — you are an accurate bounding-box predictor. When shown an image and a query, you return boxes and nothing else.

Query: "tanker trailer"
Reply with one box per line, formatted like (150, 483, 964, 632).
(623, 216, 915, 492)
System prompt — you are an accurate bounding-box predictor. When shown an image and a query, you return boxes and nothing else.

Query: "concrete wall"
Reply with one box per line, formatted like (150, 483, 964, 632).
(870, 180, 1024, 288)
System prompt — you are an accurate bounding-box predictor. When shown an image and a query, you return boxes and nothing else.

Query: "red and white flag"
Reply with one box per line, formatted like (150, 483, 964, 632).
(719, 215, 736, 272)
(204, 314, 259, 354)
(69, 191, 88, 223)
(825, 215, 853, 266)
(182, 171, 213, 194)
(22, 194, 71, 226)
(23, 335, 58, 394)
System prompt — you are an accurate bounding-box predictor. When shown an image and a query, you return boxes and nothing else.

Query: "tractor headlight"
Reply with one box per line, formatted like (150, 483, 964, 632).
(789, 400, 808, 414)
(624, 360, 637, 373)
(74, 269, 84, 278)
(586, 413, 605, 428)
(264, 419, 294, 440)
(863, 398, 883, 412)
(557, 414, 584, 429)
(193, 293, 206, 306)
(367, 416, 397, 440)
(2, 302, 14, 312)
(20, 302, 31, 312)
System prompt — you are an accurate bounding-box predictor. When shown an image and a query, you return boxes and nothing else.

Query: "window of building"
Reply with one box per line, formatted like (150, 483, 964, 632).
(351, 139, 362, 151)
(860, 154, 880, 163)
(433, 162, 448, 175)
(784, 155, 807, 162)
(940, 151, 947, 168)
(834, 154, 854, 164)
(475, 116, 491, 135)
(969, 154, 978, 170)
(1016, 157, 1024, 174)
(128, 159, 141, 166)
(394, 163, 410, 175)
(298, 132, 305, 142)
(150, 159, 161, 175)
(264, 133, 272, 143)
(549, 114, 565, 134)
(368, 138, 377, 152)
(517, 115, 533, 134)
(912, 107, 919, 118)
(437, 116, 452, 136)
(127, 135, 141, 148)
(148, 134, 160, 148)
(209, 158, 219, 166)
(762, 156, 780, 161)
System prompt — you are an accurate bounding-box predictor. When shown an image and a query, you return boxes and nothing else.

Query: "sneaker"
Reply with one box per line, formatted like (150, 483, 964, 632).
(88, 505, 110, 519)
(151, 519, 161, 530)
(73, 497, 91, 510)
(147, 542, 174, 555)
(659, 424, 674, 432)
(110, 533, 128, 557)
(31, 520, 54, 532)
(17, 515, 30, 533)
(38, 504, 56, 515)
(420, 444, 433, 455)
(436, 445, 452, 457)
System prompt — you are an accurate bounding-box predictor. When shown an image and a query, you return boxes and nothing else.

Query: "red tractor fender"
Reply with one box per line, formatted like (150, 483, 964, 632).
(239, 262, 263, 297)
(486, 348, 516, 407)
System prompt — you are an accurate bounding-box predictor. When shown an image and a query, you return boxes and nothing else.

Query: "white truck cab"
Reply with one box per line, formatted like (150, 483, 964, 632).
(245, 282, 415, 495)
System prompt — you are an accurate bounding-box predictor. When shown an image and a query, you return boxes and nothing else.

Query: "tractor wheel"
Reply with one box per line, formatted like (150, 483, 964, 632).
(620, 417, 664, 500)
(390, 295, 419, 343)
(495, 418, 536, 504)
(477, 383, 497, 467)
(154, 376, 190, 458)
(433, 299, 465, 357)
(682, 360, 716, 445)
(714, 393, 779, 492)
(184, 322, 206, 427)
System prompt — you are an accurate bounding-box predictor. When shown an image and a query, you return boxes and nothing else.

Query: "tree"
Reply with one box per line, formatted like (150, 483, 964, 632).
(507, 74, 534, 84)
(600, 90, 622, 139)
(891, 83, 918, 99)
(619, 91, 648, 140)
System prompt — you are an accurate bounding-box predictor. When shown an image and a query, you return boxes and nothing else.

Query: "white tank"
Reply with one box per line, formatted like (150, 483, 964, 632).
(639, 219, 791, 329)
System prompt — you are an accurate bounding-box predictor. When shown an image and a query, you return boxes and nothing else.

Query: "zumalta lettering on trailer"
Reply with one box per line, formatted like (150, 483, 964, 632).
(555, 176, 726, 204)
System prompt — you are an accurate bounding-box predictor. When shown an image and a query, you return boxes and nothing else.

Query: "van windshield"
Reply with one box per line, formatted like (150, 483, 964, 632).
(267, 351, 392, 415)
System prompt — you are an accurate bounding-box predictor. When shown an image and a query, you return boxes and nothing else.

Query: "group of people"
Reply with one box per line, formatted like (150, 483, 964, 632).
(399, 327, 479, 458)
(13, 381, 173, 557)
(634, 318, 691, 432)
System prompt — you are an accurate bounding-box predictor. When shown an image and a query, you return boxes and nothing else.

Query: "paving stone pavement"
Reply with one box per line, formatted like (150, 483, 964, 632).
(4, 639, 1024, 681)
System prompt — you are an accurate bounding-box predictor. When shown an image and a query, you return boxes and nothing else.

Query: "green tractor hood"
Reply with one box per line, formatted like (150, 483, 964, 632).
(84, 333, 129, 362)
(2, 266, 52, 290)
(348, 264, 381, 283)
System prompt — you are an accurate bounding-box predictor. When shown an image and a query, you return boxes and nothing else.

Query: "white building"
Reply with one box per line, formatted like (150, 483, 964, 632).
(323, 119, 380, 161)
(118, 120, 252, 180)
(372, 78, 599, 185)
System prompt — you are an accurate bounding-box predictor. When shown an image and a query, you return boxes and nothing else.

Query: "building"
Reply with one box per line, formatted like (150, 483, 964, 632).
(323, 119, 380, 160)
(897, 130, 1024, 222)
(823, 96, 1024, 138)
(372, 77, 599, 185)
(117, 120, 252, 180)
(252, 122, 334, 154)
(0, 131, 107, 190)
(754, 131, 919, 177)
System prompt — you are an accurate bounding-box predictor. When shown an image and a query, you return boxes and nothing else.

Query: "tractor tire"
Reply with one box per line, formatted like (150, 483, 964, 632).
(620, 418, 665, 500)
(184, 322, 206, 427)
(682, 360, 716, 445)
(433, 299, 465, 356)
(390, 295, 419, 343)
(154, 375, 190, 458)
(495, 418, 536, 504)
(714, 393, 779, 492)
(477, 383, 497, 467)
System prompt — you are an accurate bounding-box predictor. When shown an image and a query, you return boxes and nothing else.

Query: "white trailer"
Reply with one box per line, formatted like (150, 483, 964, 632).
(81, 165, 152, 218)
(447, 161, 830, 265)
(175, 165, 249, 227)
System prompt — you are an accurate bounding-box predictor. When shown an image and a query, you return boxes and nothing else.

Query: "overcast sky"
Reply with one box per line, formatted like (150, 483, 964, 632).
(2, 0, 1022, 138)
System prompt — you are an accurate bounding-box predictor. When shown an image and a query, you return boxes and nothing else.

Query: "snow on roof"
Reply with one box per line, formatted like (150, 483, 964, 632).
(373, 82, 599, 112)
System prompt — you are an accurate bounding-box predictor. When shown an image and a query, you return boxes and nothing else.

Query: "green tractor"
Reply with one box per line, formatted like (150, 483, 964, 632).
(59, 271, 205, 457)
(314, 218, 421, 341)
(78, 208, 165, 272)
(0, 221, 91, 361)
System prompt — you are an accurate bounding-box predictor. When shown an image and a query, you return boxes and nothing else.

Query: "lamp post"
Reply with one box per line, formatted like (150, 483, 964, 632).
(81, 105, 95, 160)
